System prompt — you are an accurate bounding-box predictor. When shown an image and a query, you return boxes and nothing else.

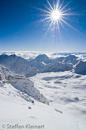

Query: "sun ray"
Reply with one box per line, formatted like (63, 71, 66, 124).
(61, 8, 73, 13)
(58, 0, 64, 10)
(47, 0, 53, 11)
(61, 16, 71, 21)
(60, 0, 72, 11)
(59, 20, 66, 31)
(43, 4, 52, 12)
(60, 18, 82, 34)
(46, 21, 54, 33)
(34, 7, 50, 14)
(37, 17, 51, 23)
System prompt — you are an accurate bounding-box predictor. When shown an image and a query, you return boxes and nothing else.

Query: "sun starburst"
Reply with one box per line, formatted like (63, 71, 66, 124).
(36, 0, 77, 33)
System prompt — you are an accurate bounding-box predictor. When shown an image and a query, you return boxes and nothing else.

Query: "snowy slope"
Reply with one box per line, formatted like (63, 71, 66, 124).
(0, 68, 86, 130)
(74, 61, 86, 75)
(1, 83, 85, 130)
(44, 62, 73, 72)
(0, 65, 48, 104)
(63, 54, 78, 65)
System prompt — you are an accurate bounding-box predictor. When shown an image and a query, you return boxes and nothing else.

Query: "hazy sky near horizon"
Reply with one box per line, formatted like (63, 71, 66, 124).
(0, 0, 86, 51)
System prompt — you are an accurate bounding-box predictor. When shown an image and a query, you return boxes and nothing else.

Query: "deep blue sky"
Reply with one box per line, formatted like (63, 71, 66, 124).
(0, 0, 86, 51)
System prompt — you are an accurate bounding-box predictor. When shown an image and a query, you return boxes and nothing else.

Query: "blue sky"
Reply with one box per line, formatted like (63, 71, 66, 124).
(0, 0, 86, 51)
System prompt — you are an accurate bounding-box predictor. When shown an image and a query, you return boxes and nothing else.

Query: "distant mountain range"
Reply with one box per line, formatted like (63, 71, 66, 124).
(0, 53, 86, 76)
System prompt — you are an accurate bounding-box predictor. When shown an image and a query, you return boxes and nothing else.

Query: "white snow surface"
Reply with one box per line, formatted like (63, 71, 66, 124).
(0, 51, 86, 130)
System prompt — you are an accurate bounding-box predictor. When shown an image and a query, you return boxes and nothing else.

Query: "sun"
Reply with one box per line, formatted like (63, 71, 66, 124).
(36, 0, 76, 32)
(51, 10, 61, 21)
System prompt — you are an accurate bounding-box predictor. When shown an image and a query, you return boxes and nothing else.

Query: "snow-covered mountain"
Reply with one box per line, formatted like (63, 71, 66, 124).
(35, 54, 50, 63)
(28, 54, 78, 73)
(0, 54, 38, 77)
(63, 54, 78, 65)
(0, 64, 49, 104)
(74, 61, 86, 75)
(44, 62, 73, 72)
